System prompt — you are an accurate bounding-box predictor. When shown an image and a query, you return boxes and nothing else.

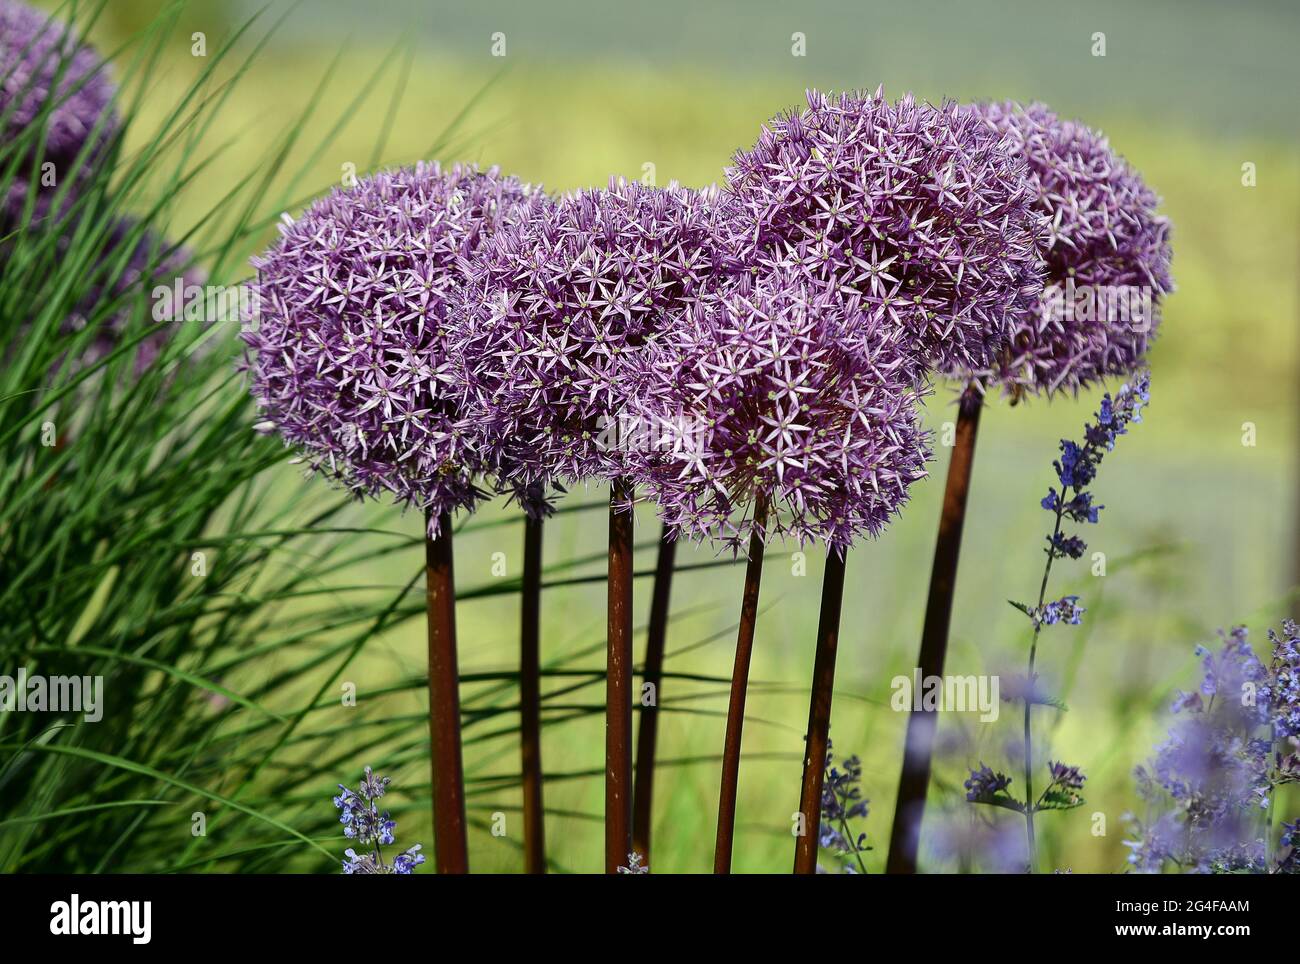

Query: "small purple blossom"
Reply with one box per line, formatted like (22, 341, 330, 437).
(244, 161, 545, 535)
(1036, 596, 1085, 627)
(1279, 819, 1300, 874)
(1, 0, 117, 225)
(1265, 619, 1300, 743)
(1044, 533, 1087, 561)
(452, 178, 736, 509)
(1042, 371, 1150, 563)
(818, 742, 870, 872)
(334, 766, 424, 875)
(389, 844, 426, 874)
(964, 102, 1174, 396)
(631, 272, 929, 552)
(617, 851, 648, 874)
(1046, 760, 1087, 792)
(964, 763, 1013, 802)
(726, 88, 1048, 380)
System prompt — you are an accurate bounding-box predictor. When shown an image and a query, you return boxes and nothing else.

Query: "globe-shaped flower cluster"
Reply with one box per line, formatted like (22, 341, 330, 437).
(243, 90, 1171, 552)
(629, 273, 930, 552)
(244, 162, 547, 532)
(962, 102, 1174, 396)
(451, 177, 738, 511)
(725, 88, 1048, 382)
(1, 0, 117, 225)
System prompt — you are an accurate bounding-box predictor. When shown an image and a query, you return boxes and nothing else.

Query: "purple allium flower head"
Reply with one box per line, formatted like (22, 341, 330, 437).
(1, 0, 117, 225)
(963, 102, 1173, 397)
(451, 177, 737, 510)
(629, 271, 929, 553)
(244, 161, 545, 535)
(725, 88, 1048, 381)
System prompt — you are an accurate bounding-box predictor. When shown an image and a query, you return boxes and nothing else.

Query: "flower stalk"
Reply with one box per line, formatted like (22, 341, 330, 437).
(794, 547, 848, 874)
(425, 510, 469, 874)
(606, 478, 636, 873)
(886, 385, 983, 874)
(519, 515, 546, 873)
(631, 523, 677, 863)
(714, 494, 769, 874)
(1022, 488, 1067, 872)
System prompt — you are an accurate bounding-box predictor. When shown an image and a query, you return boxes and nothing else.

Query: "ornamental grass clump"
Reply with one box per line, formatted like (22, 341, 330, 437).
(0, 0, 117, 227)
(454, 176, 737, 872)
(630, 271, 929, 872)
(245, 160, 545, 874)
(887, 101, 1174, 874)
(1, 5, 203, 482)
(65, 217, 204, 373)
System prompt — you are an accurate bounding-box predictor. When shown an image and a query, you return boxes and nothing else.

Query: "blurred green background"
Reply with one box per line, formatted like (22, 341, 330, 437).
(32, 0, 1300, 872)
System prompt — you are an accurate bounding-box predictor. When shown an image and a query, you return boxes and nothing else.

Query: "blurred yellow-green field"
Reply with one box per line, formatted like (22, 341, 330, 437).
(27, 0, 1299, 873)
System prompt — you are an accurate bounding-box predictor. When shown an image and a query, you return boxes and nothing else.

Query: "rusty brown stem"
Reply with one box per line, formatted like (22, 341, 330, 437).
(426, 509, 469, 874)
(520, 515, 546, 873)
(713, 495, 770, 874)
(631, 524, 677, 862)
(885, 388, 983, 874)
(793, 546, 848, 875)
(605, 478, 635, 873)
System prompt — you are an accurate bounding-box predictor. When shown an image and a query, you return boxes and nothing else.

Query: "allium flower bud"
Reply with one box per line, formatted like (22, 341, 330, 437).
(725, 88, 1047, 380)
(629, 272, 930, 553)
(244, 161, 545, 533)
(451, 177, 738, 508)
(964, 102, 1174, 396)
(1, 0, 117, 224)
